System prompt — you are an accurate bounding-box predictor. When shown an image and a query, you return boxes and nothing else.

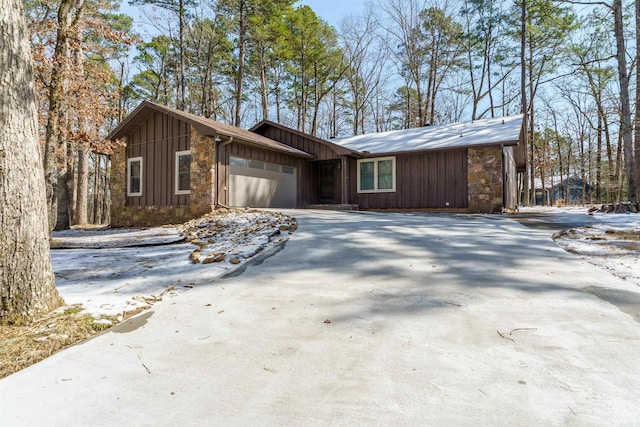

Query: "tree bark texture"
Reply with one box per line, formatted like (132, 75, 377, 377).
(613, 0, 635, 201)
(234, 0, 246, 127)
(0, 0, 64, 321)
(635, 0, 640, 202)
(75, 147, 89, 225)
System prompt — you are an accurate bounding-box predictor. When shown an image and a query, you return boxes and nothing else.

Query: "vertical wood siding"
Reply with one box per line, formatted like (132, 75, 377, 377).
(124, 112, 191, 207)
(350, 149, 468, 209)
(257, 126, 340, 160)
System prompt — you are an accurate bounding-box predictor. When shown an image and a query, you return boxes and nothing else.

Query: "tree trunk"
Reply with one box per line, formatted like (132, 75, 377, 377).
(520, 0, 529, 207)
(635, 0, 640, 202)
(178, 0, 186, 110)
(75, 147, 89, 225)
(613, 0, 635, 201)
(258, 44, 269, 121)
(234, 0, 246, 127)
(43, 0, 83, 231)
(0, 0, 64, 322)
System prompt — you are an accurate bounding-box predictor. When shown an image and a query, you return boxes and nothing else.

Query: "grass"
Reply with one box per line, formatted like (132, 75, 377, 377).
(0, 305, 147, 379)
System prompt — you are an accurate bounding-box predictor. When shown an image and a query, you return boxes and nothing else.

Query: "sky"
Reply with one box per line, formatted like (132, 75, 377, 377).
(120, 0, 370, 38)
(297, 0, 369, 26)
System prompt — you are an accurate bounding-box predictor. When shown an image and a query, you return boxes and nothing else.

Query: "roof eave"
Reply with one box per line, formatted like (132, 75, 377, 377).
(251, 119, 354, 156)
(357, 139, 521, 157)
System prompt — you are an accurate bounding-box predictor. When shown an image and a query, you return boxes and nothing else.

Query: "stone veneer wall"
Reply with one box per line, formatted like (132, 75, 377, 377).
(189, 126, 215, 217)
(110, 126, 216, 227)
(467, 146, 503, 213)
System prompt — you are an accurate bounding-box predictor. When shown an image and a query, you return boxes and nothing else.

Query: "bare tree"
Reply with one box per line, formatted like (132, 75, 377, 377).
(1, 0, 63, 322)
(340, 3, 389, 135)
(613, 0, 635, 201)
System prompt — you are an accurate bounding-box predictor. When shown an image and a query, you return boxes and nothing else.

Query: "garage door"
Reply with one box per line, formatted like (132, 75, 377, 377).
(229, 156, 297, 208)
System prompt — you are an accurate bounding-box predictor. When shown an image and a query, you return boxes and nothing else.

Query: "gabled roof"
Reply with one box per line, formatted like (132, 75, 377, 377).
(107, 101, 314, 159)
(332, 115, 524, 155)
(250, 120, 358, 156)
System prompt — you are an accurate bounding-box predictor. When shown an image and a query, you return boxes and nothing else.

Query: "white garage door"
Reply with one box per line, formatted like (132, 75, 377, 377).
(229, 156, 297, 208)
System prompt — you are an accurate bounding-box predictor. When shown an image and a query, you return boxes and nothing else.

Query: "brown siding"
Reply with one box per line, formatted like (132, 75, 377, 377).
(257, 126, 340, 160)
(503, 146, 517, 210)
(124, 111, 191, 207)
(350, 150, 468, 209)
(218, 142, 309, 208)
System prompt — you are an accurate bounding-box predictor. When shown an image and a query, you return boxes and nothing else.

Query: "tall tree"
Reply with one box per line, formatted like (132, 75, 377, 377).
(130, 0, 195, 109)
(41, 0, 85, 230)
(1, 0, 63, 322)
(636, 0, 640, 200)
(245, 0, 294, 122)
(514, 0, 576, 205)
(382, 0, 426, 128)
(612, 0, 634, 201)
(460, 0, 513, 119)
(340, 4, 388, 135)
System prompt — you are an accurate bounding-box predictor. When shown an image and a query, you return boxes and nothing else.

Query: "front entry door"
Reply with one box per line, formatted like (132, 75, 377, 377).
(318, 162, 336, 204)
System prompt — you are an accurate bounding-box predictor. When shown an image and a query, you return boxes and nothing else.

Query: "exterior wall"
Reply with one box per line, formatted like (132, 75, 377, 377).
(110, 120, 215, 227)
(190, 127, 215, 216)
(217, 142, 308, 207)
(349, 150, 468, 209)
(467, 146, 504, 213)
(124, 110, 191, 207)
(255, 126, 341, 160)
(502, 146, 518, 210)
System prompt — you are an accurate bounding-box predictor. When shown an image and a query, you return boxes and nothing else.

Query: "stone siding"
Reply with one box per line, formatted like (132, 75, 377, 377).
(110, 126, 216, 227)
(111, 205, 196, 227)
(189, 126, 216, 217)
(110, 139, 128, 226)
(467, 146, 503, 213)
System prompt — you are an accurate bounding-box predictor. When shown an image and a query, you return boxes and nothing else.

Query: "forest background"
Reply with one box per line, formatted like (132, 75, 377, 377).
(24, 0, 640, 230)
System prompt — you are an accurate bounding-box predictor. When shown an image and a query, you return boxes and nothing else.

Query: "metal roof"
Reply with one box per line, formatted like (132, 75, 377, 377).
(332, 115, 524, 155)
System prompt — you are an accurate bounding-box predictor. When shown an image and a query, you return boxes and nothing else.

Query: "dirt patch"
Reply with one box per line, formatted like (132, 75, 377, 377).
(0, 306, 148, 379)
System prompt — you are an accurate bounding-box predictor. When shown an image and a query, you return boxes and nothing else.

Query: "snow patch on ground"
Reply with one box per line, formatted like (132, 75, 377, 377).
(51, 209, 296, 320)
(520, 206, 640, 286)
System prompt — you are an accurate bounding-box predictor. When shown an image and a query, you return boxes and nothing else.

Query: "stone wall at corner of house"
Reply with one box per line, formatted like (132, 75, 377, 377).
(467, 146, 503, 214)
(110, 205, 200, 228)
(189, 126, 215, 212)
(110, 142, 127, 226)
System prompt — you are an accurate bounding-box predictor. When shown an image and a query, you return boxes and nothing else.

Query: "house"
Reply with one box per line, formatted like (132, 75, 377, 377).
(107, 101, 525, 226)
(532, 176, 593, 205)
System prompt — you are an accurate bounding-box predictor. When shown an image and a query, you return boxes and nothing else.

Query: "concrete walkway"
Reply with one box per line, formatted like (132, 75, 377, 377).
(2, 211, 639, 426)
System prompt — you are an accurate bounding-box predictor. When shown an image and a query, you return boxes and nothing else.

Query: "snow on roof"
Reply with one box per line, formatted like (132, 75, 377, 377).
(333, 115, 523, 154)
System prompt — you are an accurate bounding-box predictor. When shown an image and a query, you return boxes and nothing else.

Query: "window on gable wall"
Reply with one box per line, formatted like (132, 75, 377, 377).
(127, 157, 142, 197)
(357, 157, 396, 193)
(175, 150, 191, 195)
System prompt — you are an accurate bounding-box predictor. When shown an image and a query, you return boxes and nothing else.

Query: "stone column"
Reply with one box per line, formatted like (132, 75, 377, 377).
(109, 138, 127, 226)
(189, 126, 215, 217)
(467, 146, 504, 213)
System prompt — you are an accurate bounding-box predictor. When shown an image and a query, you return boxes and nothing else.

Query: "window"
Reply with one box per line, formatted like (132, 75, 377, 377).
(281, 166, 294, 175)
(248, 159, 265, 170)
(357, 157, 396, 193)
(127, 157, 142, 196)
(266, 163, 280, 172)
(229, 156, 246, 167)
(175, 150, 191, 195)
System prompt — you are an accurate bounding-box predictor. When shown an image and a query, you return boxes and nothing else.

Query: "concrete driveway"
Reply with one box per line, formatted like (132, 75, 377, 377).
(1, 211, 639, 426)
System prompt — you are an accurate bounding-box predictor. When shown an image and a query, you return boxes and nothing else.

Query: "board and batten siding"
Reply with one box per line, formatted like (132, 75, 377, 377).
(256, 126, 340, 160)
(124, 111, 191, 207)
(217, 142, 310, 208)
(350, 149, 468, 209)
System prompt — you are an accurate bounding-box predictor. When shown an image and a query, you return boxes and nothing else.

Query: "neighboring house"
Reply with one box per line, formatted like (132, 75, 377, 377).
(532, 176, 593, 205)
(107, 101, 525, 226)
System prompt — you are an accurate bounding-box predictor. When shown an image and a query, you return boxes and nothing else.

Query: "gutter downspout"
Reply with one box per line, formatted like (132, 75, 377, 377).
(214, 135, 233, 208)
